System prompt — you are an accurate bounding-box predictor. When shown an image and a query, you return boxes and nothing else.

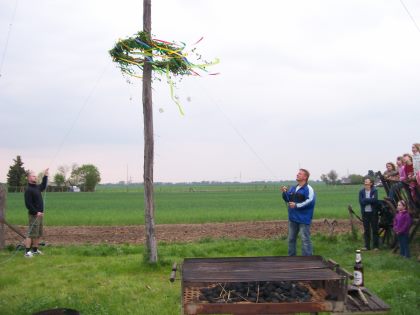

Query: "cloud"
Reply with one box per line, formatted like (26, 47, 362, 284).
(1, 0, 420, 183)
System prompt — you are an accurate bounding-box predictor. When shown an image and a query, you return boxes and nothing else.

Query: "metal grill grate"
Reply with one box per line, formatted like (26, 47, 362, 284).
(181, 256, 347, 315)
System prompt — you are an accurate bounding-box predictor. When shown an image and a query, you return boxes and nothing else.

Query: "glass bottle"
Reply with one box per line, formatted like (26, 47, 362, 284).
(353, 249, 364, 286)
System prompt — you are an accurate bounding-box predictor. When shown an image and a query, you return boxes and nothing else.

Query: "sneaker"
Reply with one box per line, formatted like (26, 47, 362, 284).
(361, 247, 369, 251)
(24, 251, 34, 258)
(32, 250, 43, 255)
(373, 248, 379, 251)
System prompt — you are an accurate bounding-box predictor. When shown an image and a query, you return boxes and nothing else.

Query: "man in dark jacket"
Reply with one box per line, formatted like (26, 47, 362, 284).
(24, 168, 48, 258)
(359, 177, 379, 250)
(281, 169, 316, 256)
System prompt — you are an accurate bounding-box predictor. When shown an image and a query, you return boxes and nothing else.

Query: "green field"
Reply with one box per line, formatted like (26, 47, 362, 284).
(4, 183, 385, 226)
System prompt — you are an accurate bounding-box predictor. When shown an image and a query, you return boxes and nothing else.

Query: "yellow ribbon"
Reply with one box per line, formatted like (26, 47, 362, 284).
(166, 65, 184, 116)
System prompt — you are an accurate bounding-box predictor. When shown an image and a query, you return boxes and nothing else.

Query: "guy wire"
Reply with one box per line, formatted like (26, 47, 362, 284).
(0, 0, 19, 78)
(1, 64, 108, 264)
(47, 63, 109, 168)
(195, 81, 279, 181)
(399, 0, 420, 36)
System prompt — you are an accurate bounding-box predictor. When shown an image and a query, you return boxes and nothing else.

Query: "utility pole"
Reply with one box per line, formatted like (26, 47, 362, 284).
(142, 0, 158, 263)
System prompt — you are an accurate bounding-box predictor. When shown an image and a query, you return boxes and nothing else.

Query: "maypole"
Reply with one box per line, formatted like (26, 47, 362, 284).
(142, 0, 158, 263)
(109, 0, 218, 264)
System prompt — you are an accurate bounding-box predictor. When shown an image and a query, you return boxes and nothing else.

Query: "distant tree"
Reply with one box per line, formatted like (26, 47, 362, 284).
(54, 173, 66, 187)
(19, 175, 28, 187)
(327, 170, 339, 185)
(68, 164, 81, 186)
(6, 156, 26, 188)
(320, 170, 339, 185)
(320, 174, 329, 185)
(71, 164, 101, 192)
(57, 165, 70, 181)
(349, 174, 364, 185)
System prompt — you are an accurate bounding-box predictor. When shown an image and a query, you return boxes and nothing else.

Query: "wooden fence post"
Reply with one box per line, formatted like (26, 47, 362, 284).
(0, 184, 6, 249)
(348, 205, 358, 241)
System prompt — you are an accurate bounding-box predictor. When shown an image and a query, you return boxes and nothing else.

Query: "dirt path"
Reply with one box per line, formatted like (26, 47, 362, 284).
(5, 219, 360, 245)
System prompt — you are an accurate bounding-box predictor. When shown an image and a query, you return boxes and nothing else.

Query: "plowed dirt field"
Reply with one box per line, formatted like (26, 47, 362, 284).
(5, 219, 360, 245)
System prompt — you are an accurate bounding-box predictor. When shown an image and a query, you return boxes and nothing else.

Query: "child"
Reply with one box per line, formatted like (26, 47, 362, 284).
(388, 157, 406, 206)
(403, 153, 417, 201)
(383, 162, 399, 181)
(393, 200, 412, 258)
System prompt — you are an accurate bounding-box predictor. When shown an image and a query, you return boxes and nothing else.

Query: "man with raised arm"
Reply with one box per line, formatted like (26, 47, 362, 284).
(281, 169, 316, 256)
(24, 168, 48, 258)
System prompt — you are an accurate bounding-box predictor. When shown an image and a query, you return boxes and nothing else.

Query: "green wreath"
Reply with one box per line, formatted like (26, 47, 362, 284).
(109, 31, 215, 78)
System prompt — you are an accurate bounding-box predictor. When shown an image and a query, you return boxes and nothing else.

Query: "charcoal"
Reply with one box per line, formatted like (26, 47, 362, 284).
(198, 281, 312, 304)
(296, 284, 309, 293)
(290, 283, 297, 297)
(326, 294, 338, 301)
(275, 287, 283, 293)
(271, 292, 281, 299)
(280, 281, 292, 291)
(296, 291, 306, 298)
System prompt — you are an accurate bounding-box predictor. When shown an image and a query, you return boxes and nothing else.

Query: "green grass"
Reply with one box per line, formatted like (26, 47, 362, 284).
(0, 234, 418, 315)
(4, 183, 385, 225)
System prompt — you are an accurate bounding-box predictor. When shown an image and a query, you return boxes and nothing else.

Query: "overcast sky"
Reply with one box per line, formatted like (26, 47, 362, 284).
(1, 0, 419, 183)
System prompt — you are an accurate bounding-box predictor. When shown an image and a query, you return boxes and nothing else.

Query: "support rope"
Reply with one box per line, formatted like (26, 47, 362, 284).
(0, 0, 19, 78)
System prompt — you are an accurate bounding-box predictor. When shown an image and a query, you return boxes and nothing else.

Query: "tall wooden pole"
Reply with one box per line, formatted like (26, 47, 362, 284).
(142, 0, 158, 263)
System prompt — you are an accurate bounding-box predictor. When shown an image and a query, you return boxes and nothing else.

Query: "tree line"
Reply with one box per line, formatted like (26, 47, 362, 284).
(320, 170, 364, 185)
(5, 155, 101, 192)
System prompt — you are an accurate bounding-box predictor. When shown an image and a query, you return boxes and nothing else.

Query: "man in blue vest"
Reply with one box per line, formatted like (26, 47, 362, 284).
(281, 169, 316, 256)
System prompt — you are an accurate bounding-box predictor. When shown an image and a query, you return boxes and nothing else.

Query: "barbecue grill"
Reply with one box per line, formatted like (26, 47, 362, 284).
(180, 256, 348, 315)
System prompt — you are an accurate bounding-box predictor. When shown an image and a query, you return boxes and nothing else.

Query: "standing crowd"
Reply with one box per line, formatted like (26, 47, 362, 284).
(383, 143, 420, 206)
(359, 143, 419, 258)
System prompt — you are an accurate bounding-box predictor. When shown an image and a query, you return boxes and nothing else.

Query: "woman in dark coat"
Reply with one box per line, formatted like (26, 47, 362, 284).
(359, 178, 379, 250)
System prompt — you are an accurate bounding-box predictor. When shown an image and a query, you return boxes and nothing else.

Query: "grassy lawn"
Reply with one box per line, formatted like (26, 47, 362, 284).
(0, 234, 418, 315)
(4, 184, 385, 225)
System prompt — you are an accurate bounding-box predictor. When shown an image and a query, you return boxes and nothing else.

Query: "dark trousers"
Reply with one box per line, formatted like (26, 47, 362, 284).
(398, 233, 410, 258)
(362, 211, 379, 249)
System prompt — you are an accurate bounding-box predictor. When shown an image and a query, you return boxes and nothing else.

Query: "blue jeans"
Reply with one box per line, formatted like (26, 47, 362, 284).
(398, 233, 410, 258)
(288, 221, 313, 256)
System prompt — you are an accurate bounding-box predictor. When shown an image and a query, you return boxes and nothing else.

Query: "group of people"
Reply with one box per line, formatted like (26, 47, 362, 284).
(280, 163, 414, 260)
(383, 143, 420, 206)
(359, 177, 412, 258)
(359, 143, 419, 258)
